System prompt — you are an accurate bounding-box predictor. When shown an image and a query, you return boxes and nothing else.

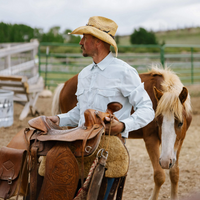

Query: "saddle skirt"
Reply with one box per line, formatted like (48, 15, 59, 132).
(39, 135, 130, 179)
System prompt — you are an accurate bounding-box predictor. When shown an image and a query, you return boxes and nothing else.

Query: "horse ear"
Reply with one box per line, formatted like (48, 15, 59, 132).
(153, 86, 163, 101)
(179, 87, 188, 104)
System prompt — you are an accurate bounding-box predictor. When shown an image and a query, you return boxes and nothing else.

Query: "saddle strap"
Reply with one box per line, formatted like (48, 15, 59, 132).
(3, 183, 12, 200)
(116, 176, 127, 200)
(107, 178, 120, 200)
(81, 124, 100, 186)
(106, 176, 126, 200)
(86, 152, 107, 200)
(30, 146, 38, 200)
(15, 157, 28, 200)
(73, 157, 98, 200)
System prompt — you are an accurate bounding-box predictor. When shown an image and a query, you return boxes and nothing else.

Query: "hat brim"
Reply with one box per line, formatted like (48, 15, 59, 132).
(70, 26, 118, 56)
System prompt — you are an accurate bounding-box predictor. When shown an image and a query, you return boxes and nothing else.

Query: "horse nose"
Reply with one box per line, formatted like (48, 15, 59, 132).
(159, 158, 161, 166)
(169, 159, 173, 169)
(159, 158, 175, 169)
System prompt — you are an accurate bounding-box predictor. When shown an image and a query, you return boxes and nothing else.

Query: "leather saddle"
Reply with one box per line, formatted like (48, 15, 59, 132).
(27, 102, 123, 200)
(28, 102, 123, 157)
(0, 102, 124, 200)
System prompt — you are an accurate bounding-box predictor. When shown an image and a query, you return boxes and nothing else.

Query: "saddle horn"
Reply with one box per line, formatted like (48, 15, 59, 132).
(106, 102, 123, 114)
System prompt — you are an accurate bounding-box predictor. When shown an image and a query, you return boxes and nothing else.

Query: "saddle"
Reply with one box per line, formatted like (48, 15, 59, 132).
(29, 115, 104, 157)
(28, 102, 124, 200)
(0, 102, 128, 200)
(28, 101, 123, 158)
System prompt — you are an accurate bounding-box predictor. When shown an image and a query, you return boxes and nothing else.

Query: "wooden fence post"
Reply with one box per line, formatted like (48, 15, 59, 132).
(5, 44, 11, 71)
(30, 39, 39, 77)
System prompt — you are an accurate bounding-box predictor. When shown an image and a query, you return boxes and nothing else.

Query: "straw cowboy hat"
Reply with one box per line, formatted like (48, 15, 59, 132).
(70, 16, 118, 56)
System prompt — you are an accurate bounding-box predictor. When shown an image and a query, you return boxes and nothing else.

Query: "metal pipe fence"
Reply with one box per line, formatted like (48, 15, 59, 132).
(38, 43, 200, 90)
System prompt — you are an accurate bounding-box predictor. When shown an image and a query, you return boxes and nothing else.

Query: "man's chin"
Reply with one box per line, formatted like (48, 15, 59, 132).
(82, 53, 88, 57)
(81, 49, 89, 57)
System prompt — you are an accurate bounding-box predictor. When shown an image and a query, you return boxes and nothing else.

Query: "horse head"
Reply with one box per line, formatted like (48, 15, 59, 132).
(153, 86, 191, 169)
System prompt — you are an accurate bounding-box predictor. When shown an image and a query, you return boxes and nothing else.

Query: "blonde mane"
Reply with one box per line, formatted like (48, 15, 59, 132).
(150, 66, 192, 121)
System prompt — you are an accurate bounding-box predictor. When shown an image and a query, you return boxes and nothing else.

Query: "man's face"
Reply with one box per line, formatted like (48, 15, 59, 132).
(79, 34, 97, 57)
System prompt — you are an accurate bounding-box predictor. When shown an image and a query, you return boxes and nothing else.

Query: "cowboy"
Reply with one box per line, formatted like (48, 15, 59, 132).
(49, 16, 155, 199)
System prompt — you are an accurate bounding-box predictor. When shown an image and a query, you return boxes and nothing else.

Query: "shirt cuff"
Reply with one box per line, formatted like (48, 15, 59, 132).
(120, 121, 126, 134)
(120, 117, 135, 133)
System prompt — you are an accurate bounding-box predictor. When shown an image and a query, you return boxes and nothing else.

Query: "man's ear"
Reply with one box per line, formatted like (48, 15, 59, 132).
(95, 38, 102, 46)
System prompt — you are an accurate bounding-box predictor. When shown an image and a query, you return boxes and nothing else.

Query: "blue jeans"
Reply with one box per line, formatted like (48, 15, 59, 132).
(103, 178, 115, 200)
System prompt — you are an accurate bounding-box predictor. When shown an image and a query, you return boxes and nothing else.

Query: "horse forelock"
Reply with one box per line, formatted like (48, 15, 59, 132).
(150, 66, 192, 119)
(155, 92, 183, 122)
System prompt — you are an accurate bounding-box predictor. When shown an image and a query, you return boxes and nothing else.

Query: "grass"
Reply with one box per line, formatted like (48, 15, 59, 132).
(118, 27, 200, 46)
(155, 27, 200, 45)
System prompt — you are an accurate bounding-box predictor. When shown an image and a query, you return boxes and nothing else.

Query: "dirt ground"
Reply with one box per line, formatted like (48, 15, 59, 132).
(0, 85, 200, 200)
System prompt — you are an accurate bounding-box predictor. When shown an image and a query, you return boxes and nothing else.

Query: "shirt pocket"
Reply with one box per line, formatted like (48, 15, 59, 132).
(76, 89, 86, 110)
(94, 89, 119, 111)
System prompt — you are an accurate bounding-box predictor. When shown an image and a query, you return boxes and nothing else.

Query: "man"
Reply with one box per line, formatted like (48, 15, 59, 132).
(49, 16, 155, 199)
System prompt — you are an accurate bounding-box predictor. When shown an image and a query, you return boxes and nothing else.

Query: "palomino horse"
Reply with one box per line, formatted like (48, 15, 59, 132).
(52, 67, 192, 200)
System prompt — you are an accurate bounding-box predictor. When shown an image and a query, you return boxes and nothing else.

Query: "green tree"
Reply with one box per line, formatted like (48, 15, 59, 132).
(115, 35, 119, 44)
(0, 22, 36, 42)
(63, 29, 81, 43)
(130, 27, 158, 44)
(33, 28, 43, 41)
(49, 26, 61, 36)
(41, 26, 64, 43)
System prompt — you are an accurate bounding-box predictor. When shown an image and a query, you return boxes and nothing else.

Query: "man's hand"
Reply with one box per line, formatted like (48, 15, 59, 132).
(104, 116, 125, 135)
(47, 116, 60, 126)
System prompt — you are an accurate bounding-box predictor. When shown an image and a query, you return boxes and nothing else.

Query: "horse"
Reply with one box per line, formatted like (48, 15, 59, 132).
(52, 66, 192, 200)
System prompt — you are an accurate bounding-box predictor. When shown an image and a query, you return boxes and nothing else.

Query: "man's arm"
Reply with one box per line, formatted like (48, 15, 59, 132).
(48, 103, 80, 127)
(120, 68, 155, 133)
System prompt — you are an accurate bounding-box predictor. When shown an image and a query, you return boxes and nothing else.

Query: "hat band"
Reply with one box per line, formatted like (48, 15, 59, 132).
(86, 24, 115, 39)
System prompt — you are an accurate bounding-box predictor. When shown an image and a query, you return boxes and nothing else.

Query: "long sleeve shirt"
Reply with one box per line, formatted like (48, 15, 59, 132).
(58, 52, 155, 138)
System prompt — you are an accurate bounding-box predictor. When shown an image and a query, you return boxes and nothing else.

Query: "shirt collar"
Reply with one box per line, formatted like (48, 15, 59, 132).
(90, 52, 114, 71)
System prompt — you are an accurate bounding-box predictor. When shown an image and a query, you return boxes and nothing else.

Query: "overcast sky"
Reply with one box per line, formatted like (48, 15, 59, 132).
(1, 0, 200, 35)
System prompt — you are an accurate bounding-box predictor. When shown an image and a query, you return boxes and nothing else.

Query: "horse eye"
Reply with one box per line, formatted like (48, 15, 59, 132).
(178, 122, 183, 127)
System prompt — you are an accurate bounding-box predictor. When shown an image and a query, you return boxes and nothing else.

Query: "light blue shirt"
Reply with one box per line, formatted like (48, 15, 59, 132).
(58, 52, 155, 138)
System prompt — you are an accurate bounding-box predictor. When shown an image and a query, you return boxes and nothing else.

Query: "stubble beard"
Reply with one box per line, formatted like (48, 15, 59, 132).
(83, 53, 88, 57)
(81, 45, 88, 57)
(81, 45, 89, 57)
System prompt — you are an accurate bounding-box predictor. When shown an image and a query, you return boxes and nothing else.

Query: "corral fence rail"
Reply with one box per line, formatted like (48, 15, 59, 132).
(38, 43, 200, 90)
(0, 39, 40, 83)
(0, 40, 45, 120)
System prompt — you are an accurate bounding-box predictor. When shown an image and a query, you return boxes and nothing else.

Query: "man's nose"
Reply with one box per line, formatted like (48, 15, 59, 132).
(79, 38, 83, 45)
